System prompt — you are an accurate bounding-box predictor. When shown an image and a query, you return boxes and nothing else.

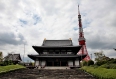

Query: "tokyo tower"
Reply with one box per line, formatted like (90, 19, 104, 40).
(78, 5, 90, 61)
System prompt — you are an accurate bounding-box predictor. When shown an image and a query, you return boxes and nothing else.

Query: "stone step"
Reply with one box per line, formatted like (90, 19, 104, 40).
(0, 68, 97, 79)
(44, 66, 70, 69)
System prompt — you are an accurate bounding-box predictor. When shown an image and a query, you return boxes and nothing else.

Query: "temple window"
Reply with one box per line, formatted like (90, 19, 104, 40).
(49, 50, 54, 54)
(55, 50, 60, 54)
(67, 52, 72, 54)
(60, 50, 66, 54)
(67, 50, 71, 52)
(43, 52, 47, 54)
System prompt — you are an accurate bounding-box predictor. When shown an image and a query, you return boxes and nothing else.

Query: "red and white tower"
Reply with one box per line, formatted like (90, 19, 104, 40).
(78, 5, 90, 61)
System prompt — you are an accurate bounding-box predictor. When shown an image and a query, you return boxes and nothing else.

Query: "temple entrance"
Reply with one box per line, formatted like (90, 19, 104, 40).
(46, 61, 53, 66)
(54, 61, 60, 66)
(61, 61, 67, 66)
(46, 61, 67, 66)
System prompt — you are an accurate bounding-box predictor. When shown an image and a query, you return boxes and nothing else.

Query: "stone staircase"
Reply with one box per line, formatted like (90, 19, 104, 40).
(0, 68, 97, 79)
(38, 69, 96, 79)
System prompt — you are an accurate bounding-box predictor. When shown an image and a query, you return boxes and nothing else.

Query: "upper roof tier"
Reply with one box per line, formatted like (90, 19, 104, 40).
(42, 39, 73, 46)
(32, 39, 81, 54)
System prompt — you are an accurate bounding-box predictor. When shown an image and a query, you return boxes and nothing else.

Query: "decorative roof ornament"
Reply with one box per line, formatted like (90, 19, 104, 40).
(44, 38, 46, 40)
(69, 38, 72, 40)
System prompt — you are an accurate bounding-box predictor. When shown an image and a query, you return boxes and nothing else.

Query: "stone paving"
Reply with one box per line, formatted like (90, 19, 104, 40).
(0, 68, 97, 79)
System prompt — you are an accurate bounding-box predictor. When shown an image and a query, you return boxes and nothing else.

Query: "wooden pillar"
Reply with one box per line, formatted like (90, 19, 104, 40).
(52, 61, 54, 66)
(66, 61, 68, 66)
(73, 60, 75, 66)
(60, 61, 61, 66)
(79, 60, 81, 67)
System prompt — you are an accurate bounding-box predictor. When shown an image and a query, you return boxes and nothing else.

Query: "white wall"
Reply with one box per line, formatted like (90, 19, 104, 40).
(35, 60, 39, 66)
(75, 60, 80, 67)
(41, 60, 46, 67)
(68, 60, 73, 67)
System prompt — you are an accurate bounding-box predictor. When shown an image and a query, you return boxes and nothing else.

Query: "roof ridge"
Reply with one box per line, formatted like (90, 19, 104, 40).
(45, 39, 71, 41)
(42, 39, 73, 46)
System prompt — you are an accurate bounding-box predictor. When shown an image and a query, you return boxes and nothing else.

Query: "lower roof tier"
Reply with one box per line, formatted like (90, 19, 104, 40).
(28, 54, 87, 61)
(32, 45, 82, 54)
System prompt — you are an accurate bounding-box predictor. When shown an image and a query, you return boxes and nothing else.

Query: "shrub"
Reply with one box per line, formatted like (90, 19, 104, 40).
(95, 61, 106, 66)
(82, 61, 87, 66)
(0, 60, 14, 66)
(100, 64, 116, 69)
(88, 60, 94, 66)
(0, 61, 4, 66)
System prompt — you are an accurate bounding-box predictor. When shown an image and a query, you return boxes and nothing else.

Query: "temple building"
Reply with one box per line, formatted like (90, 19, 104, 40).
(28, 38, 86, 69)
(4, 53, 22, 64)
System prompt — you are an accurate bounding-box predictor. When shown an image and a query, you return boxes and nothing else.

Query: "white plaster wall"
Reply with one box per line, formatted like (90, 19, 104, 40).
(68, 60, 73, 67)
(41, 61, 46, 67)
(75, 60, 79, 67)
(35, 60, 39, 66)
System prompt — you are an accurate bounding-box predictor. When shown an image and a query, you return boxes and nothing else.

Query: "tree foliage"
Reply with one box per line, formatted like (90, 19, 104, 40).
(82, 60, 94, 66)
(0, 52, 3, 62)
(0, 60, 14, 66)
(82, 61, 87, 66)
(94, 51, 106, 61)
(88, 60, 94, 66)
(94, 51, 108, 66)
(94, 51, 116, 66)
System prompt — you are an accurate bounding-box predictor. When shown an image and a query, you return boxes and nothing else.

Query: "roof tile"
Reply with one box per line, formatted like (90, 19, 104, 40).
(42, 40, 73, 46)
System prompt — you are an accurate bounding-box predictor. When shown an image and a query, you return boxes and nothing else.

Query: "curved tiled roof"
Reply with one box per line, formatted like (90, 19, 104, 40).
(42, 40, 73, 46)
(28, 54, 87, 60)
(4, 54, 22, 61)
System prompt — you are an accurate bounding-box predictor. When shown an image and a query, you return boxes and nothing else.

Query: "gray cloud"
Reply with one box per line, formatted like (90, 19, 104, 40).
(87, 39, 116, 50)
(0, 32, 26, 45)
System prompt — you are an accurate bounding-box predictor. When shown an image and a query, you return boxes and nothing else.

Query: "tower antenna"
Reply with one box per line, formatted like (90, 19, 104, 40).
(78, 5, 80, 15)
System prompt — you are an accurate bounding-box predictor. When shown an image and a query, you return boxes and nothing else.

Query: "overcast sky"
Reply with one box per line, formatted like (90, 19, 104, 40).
(0, 0, 116, 62)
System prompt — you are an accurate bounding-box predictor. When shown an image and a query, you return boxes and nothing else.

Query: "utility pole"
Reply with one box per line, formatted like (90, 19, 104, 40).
(90, 54, 92, 60)
(23, 44, 25, 63)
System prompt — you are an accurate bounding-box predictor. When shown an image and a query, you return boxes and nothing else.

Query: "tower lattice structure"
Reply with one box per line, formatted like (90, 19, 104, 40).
(78, 5, 90, 61)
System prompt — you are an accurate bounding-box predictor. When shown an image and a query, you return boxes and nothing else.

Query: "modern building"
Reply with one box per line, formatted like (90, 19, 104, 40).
(28, 38, 86, 69)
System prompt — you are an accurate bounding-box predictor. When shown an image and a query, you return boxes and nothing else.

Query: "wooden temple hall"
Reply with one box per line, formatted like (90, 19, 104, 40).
(28, 38, 86, 69)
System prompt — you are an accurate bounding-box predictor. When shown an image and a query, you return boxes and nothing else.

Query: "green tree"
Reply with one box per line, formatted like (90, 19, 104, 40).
(94, 51, 107, 66)
(0, 52, 3, 62)
(94, 51, 105, 62)
(82, 61, 87, 66)
(88, 60, 94, 66)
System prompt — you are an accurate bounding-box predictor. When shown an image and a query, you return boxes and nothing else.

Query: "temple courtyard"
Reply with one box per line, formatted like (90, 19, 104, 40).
(0, 68, 97, 79)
